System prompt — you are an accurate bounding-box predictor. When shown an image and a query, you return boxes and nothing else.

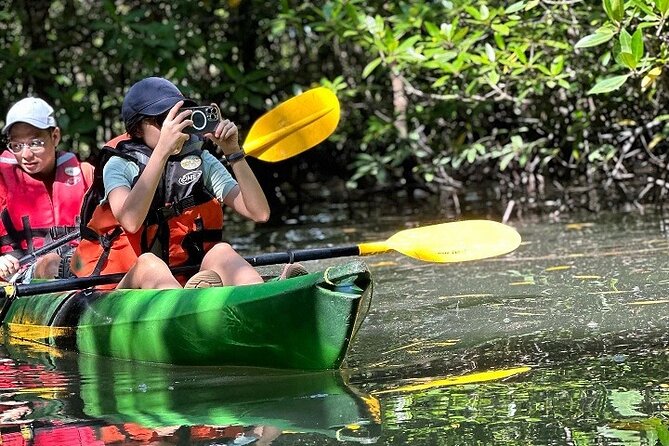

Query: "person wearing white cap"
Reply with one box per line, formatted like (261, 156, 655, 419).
(0, 97, 94, 280)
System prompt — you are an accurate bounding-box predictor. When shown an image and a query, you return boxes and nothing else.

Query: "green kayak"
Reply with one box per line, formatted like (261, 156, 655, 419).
(0, 260, 372, 370)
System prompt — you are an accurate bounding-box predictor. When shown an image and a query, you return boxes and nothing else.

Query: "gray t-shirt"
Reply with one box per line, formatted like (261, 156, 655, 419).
(102, 149, 238, 202)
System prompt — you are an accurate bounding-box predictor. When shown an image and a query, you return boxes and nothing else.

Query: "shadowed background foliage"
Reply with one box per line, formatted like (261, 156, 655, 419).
(2, 0, 669, 211)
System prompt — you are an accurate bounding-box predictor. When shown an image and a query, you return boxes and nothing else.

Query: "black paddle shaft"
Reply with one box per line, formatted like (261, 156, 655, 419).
(244, 246, 360, 266)
(18, 230, 81, 267)
(6, 245, 362, 298)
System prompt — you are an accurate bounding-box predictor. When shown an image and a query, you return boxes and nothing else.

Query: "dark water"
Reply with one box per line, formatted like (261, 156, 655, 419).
(2, 198, 669, 445)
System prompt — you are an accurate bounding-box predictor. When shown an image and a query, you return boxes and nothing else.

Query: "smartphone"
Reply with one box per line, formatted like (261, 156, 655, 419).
(182, 104, 221, 134)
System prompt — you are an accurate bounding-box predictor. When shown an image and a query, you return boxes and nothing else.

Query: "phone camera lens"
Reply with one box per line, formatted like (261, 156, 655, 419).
(191, 110, 207, 130)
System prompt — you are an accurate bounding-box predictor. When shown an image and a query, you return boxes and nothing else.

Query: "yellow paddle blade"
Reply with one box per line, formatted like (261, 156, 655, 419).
(373, 366, 531, 395)
(359, 220, 521, 263)
(243, 87, 340, 162)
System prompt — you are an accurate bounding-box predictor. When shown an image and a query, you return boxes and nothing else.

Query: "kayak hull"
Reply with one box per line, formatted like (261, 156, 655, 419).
(0, 261, 372, 370)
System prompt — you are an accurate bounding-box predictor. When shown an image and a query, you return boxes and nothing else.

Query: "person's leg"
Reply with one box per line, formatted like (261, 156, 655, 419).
(116, 253, 181, 289)
(200, 243, 263, 286)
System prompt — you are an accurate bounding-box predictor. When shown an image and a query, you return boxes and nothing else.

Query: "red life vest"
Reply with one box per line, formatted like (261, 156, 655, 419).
(0, 151, 92, 257)
(70, 135, 224, 282)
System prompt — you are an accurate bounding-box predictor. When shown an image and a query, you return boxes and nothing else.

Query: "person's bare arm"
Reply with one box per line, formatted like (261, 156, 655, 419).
(109, 102, 193, 233)
(207, 119, 269, 223)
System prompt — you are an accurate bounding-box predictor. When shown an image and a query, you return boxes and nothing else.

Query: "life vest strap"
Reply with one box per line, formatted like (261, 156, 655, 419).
(89, 226, 124, 277)
(48, 225, 79, 241)
(154, 194, 202, 220)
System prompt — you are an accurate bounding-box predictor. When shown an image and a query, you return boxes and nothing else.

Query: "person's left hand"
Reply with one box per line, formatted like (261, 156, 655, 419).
(206, 118, 241, 156)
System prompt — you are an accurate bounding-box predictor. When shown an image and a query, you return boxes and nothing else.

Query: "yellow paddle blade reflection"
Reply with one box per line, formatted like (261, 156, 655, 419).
(359, 220, 522, 263)
(244, 87, 340, 162)
(374, 366, 531, 395)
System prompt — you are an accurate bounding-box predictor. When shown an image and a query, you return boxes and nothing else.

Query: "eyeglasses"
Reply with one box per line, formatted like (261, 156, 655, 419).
(6, 139, 47, 154)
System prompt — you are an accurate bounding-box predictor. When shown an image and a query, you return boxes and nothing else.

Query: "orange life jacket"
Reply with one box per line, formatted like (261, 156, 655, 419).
(70, 135, 224, 280)
(0, 151, 92, 258)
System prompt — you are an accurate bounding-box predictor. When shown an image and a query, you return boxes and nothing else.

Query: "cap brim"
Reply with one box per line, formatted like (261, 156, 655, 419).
(142, 96, 198, 117)
(2, 117, 52, 134)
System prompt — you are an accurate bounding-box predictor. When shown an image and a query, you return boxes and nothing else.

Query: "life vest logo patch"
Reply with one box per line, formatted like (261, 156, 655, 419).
(178, 170, 202, 186)
(64, 166, 81, 176)
(180, 156, 202, 170)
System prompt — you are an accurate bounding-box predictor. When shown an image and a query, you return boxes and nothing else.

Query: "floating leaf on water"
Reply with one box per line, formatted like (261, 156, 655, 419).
(545, 265, 572, 271)
(438, 293, 493, 299)
(565, 222, 595, 230)
(626, 299, 669, 306)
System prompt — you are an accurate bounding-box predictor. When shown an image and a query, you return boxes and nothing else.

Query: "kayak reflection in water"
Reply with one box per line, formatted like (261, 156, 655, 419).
(0, 345, 382, 445)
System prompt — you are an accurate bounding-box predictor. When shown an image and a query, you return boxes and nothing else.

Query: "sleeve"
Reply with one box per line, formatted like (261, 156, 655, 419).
(201, 150, 238, 201)
(102, 156, 140, 202)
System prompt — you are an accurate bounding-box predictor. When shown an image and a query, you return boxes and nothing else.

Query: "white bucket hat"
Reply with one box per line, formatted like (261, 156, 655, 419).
(3, 97, 57, 134)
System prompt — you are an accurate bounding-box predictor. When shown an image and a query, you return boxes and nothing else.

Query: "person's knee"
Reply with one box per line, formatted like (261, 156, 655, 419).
(206, 242, 236, 259)
(135, 253, 165, 270)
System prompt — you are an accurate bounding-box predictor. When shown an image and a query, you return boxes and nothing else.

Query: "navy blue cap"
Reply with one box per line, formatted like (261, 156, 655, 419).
(122, 77, 196, 127)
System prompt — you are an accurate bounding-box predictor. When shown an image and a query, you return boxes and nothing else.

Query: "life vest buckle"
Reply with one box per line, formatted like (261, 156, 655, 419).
(100, 227, 123, 249)
(157, 201, 186, 220)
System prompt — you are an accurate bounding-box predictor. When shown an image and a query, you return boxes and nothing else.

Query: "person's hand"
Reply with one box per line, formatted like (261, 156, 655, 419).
(0, 254, 19, 280)
(205, 117, 241, 156)
(155, 101, 192, 159)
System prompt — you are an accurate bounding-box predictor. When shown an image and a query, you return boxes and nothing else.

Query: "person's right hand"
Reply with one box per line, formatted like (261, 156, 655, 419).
(155, 101, 193, 159)
(0, 254, 19, 280)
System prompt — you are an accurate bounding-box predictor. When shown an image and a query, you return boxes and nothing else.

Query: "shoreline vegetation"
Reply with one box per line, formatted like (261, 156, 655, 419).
(3, 1, 669, 215)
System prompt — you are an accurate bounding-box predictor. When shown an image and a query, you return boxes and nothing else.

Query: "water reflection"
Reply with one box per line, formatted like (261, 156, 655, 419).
(2, 202, 669, 444)
(356, 350, 669, 445)
(0, 342, 381, 444)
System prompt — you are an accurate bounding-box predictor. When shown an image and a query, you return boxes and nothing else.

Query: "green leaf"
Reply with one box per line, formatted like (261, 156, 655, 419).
(397, 35, 422, 52)
(619, 51, 637, 69)
(656, 0, 669, 15)
(465, 6, 481, 20)
(362, 57, 383, 78)
(491, 23, 510, 35)
(550, 55, 565, 75)
(558, 79, 571, 89)
(631, 0, 657, 16)
(631, 28, 644, 62)
(432, 75, 450, 88)
(424, 21, 440, 37)
(488, 70, 500, 85)
(574, 32, 614, 48)
(603, 0, 625, 22)
(619, 28, 632, 53)
(480, 4, 490, 20)
(587, 74, 631, 94)
(494, 32, 506, 49)
(500, 152, 515, 170)
(505, 1, 526, 14)
(485, 43, 496, 62)
(525, 0, 540, 10)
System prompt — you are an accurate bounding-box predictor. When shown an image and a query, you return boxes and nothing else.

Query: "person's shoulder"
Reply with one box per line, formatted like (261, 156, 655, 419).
(80, 160, 94, 184)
